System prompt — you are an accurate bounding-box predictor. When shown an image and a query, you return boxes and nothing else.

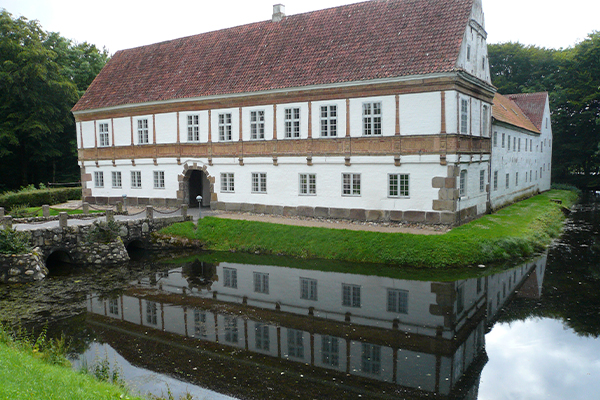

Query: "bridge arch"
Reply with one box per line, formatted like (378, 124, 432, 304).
(180, 163, 214, 208)
(45, 248, 74, 271)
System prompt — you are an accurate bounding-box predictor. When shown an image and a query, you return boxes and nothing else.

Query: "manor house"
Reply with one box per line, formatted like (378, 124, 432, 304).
(72, 0, 552, 224)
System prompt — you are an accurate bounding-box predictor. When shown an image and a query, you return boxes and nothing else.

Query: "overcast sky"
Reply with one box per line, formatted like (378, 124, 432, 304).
(1, 0, 598, 54)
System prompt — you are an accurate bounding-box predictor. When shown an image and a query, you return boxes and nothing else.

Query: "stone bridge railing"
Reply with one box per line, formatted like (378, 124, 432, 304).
(0, 206, 192, 284)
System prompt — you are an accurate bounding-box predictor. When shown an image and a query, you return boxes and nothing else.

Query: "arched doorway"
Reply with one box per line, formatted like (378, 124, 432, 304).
(184, 167, 212, 208)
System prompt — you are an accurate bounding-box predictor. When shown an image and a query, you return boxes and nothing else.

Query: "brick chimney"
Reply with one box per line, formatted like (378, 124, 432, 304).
(272, 4, 285, 22)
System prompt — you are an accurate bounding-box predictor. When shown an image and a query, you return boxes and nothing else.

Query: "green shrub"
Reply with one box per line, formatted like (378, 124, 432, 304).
(8, 204, 35, 218)
(0, 228, 32, 255)
(0, 187, 81, 209)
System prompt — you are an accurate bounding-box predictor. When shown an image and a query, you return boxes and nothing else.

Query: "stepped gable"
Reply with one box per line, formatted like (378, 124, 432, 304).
(492, 93, 540, 134)
(72, 0, 474, 112)
(506, 92, 548, 131)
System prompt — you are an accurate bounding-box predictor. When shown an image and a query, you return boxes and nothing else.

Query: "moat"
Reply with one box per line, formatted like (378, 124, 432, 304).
(1, 195, 599, 399)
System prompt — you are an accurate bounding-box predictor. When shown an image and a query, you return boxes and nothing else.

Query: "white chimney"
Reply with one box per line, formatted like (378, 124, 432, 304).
(272, 4, 285, 22)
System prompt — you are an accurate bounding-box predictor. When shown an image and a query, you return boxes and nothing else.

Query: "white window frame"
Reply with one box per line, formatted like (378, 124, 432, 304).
(300, 277, 317, 301)
(254, 322, 270, 351)
(502, 133, 506, 148)
(223, 267, 237, 288)
(250, 110, 265, 140)
(459, 170, 467, 197)
(505, 173, 510, 189)
(137, 119, 149, 144)
(112, 171, 122, 188)
(342, 283, 361, 308)
(299, 173, 316, 196)
(251, 173, 267, 194)
(131, 171, 142, 189)
(361, 343, 381, 375)
(508, 135, 511, 150)
(479, 170, 485, 193)
(460, 98, 469, 134)
(321, 336, 339, 367)
(388, 173, 409, 197)
(284, 107, 300, 138)
(94, 171, 104, 188)
(493, 131, 498, 147)
(98, 123, 110, 147)
(218, 113, 232, 141)
(220, 173, 235, 193)
(153, 171, 165, 189)
(253, 272, 269, 294)
(287, 329, 304, 358)
(342, 173, 360, 196)
(387, 288, 408, 314)
(493, 170, 498, 191)
(362, 102, 382, 136)
(320, 105, 337, 137)
(187, 114, 200, 142)
(515, 172, 519, 186)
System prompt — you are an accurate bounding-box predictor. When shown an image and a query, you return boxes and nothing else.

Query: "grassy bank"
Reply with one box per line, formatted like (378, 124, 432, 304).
(161, 190, 577, 268)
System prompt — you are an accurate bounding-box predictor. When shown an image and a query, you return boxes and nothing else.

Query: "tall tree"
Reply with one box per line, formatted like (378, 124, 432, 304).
(0, 10, 108, 190)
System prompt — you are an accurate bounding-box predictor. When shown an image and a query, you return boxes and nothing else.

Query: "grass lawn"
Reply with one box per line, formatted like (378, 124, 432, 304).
(0, 343, 143, 400)
(17, 207, 103, 217)
(160, 190, 578, 268)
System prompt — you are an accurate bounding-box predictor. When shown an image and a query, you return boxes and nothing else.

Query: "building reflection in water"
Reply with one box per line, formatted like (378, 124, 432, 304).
(86, 254, 547, 399)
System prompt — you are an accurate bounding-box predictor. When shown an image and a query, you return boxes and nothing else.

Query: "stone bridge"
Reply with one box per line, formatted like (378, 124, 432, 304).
(1, 206, 193, 283)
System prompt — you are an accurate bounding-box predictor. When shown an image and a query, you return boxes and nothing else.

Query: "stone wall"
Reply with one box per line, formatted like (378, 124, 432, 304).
(0, 248, 48, 283)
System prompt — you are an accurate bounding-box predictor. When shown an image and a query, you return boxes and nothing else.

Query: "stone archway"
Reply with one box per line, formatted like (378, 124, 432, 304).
(179, 163, 216, 208)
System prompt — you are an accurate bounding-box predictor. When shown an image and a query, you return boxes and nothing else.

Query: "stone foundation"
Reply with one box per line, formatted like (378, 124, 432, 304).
(0, 248, 48, 283)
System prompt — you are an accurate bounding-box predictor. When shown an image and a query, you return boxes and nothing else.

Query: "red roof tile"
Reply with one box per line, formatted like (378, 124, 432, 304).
(73, 0, 474, 112)
(492, 93, 540, 134)
(506, 92, 548, 131)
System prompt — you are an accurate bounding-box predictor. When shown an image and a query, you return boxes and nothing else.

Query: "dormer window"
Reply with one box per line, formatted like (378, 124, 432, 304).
(467, 45, 471, 61)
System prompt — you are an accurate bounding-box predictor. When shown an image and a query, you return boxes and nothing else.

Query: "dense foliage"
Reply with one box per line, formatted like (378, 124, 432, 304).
(0, 186, 81, 209)
(0, 228, 31, 254)
(0, 10, 108, 191)
(489, 33, 600, 188)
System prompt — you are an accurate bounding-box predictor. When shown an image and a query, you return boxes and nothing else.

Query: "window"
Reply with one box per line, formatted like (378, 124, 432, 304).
(194, 310, 207, 338)
(255, 323, 270, 351)
(493, 171, 498, 191)
(253, 272, 269, 294)
(540, 167, 543, 179)
(153, 171, 165, 189)
(466, 45, 471, 61)
(320, 105, 337, 137)
(108, 298, 119, 316)
(459, 170, 467, 197)
(342, 173, 360, 196)
(482, 56, 486, 70)
(362, 102, 382, 135)
(457, 285, 465, 314)
(482, 105, 489, 136)
(187, 115, 199, 141)
(502, 133, 505, 148)
(460, 99, 469, 134)
(131, 171, 142, 188)
(493, 131, 498, 147)
(99, 123, 110, 147)
(515, 172, 519, 186)
(146, 301, 158, 325)
(518, 138, 521, 152)
(223, 267, 237, 288)
(505, 173, 510, 189)
(284, 107, 300, 138)
(477, 277, 483, 294)
(388, 174, 409, 197)
(300, 277, 317, 300)
(342, 284, 361, 307)
(224, 316, 238, 343)
(530, 139, 533, 152)
(221, 173, 235, 193)
(112, 171, 122, 188)
(218, 113, 232, 141)
(508, 135, 511, 150)
(287, 329, 304, 358)
(513, 137, 516, 151)
(251, 173, 267, 193)
(480, 170, 485, 192)
(387, 289, 408, 314)
(299, 173, 316, 195)
(321, 336, 339, 367)
(250, 110, 265, 139)
(137, 119, 149, 144)
(94, 171, 104, 188)
(361, 343, 381, 375)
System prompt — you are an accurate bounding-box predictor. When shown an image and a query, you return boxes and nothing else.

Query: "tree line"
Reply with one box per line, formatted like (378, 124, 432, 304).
(489, 34, 600, 188)
(0, 10, 108, 192)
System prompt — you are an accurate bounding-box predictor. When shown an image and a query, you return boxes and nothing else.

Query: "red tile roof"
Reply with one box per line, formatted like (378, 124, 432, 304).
(73, 0, 475, 112)
(506, 92, 548, 131)
(492, 93, 540, 134)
